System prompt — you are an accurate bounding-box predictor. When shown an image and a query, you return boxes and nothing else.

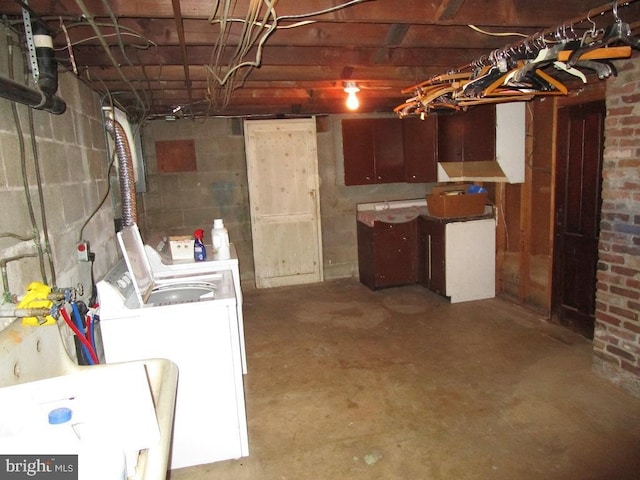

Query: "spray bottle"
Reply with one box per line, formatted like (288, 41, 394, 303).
(193, 229, 206, 261)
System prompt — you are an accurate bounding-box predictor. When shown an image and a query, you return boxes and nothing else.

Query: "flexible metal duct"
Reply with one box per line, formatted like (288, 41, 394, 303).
(104, 118, 138, 226)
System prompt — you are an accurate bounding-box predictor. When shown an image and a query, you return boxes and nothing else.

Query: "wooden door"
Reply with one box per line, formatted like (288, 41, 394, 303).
(244, 118, 323, 288)
(553, 101, 605, 338)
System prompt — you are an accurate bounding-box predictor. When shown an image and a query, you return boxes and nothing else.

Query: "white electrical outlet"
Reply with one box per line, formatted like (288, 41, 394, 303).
(77, 241, 90, 262)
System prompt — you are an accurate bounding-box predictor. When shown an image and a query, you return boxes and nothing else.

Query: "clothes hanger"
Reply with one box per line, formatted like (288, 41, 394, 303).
(570, 59, 617, 79)
(401, 72, 473, 95)
(483, 66, 569, 97)
(457, 94, 534, 107)
(557, 45, 631, 62)
(567, 1, 640, 66)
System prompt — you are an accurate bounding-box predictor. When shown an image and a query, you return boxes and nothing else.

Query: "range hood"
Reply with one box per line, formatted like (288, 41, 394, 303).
(437, 103, 526, 184)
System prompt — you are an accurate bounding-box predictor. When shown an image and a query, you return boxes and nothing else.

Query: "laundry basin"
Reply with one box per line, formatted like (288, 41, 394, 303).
(0, 319, 178, 480)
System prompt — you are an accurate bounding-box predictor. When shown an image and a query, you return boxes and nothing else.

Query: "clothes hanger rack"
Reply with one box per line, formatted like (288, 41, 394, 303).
(396, 0, 640, 118)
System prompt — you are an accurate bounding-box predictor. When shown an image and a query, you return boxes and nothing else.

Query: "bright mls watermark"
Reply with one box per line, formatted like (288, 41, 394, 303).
(0, 455, 78, 480)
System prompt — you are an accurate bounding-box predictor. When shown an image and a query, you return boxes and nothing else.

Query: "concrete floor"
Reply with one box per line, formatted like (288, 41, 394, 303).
(168, 279, 640, 480)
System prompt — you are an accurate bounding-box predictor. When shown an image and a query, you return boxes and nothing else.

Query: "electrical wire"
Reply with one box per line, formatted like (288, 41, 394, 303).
(73, 0, 150, 118)
(468, 24, 529, 38)
(26, 99, 57, 288)
(54, 31, 157, 51)
(204, 0, 372, 113)
(78, 148, 116, 242)
(4, 23, 49, 285)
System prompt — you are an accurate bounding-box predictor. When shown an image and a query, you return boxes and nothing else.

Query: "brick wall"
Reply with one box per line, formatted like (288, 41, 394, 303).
(593, 56, 640, 397)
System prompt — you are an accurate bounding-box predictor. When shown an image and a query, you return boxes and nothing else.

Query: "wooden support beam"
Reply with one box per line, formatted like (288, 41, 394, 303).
(436, 0, 466, 21)
(171, 0, 194, 111)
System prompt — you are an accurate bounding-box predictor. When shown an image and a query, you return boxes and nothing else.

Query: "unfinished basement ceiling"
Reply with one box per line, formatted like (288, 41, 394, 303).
(3, 0, 640, 119)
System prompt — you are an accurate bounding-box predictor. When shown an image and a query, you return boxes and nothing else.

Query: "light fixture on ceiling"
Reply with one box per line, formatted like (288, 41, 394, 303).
(343, 81, 360, 110)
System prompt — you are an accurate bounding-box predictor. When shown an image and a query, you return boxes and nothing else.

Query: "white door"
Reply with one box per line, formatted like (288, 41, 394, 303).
(244, 118, 323, 288)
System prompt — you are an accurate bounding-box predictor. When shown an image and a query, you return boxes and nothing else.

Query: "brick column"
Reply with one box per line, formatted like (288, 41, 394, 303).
(593, 56, 640, 397)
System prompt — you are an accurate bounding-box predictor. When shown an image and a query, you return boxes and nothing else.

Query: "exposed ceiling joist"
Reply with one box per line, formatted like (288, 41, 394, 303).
(2, 0, 638, 118)
(171, 0, 194, 112)
(436, 0, 466, 21)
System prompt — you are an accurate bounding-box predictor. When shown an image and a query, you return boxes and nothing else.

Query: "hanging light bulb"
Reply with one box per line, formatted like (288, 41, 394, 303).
(343, 81, 360, 110)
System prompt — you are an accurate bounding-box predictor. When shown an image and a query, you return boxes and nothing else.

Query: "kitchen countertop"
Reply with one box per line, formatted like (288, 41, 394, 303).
(357, 200, 494, 227)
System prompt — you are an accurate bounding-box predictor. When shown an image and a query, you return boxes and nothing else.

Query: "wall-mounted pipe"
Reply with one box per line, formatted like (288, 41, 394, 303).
(0, 73, 66, 115)
(0, 18, 66, 115)
(0, 305, 52, 318)
(0, 253, 38, 304)
(104, 117, 138, 226)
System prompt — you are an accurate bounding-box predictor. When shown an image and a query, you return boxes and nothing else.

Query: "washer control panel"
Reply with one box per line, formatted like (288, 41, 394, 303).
(101, 260, 135, 300)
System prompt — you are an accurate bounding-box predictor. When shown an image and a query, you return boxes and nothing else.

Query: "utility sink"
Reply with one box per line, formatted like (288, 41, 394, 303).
(0, 319, 178, 480)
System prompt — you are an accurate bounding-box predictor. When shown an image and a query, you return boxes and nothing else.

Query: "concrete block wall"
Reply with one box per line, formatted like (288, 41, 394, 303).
(594, 56, 640, 397)
(140, 115, 430, 285)
(0, 32, 116, 331)
(140, 118, 254, 278)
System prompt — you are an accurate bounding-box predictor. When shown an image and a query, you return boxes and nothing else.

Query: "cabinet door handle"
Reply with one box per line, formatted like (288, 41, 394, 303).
(427, 234, 432, 279)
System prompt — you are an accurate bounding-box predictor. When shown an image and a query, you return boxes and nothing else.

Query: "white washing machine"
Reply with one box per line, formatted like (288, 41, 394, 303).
(144, 243, 247, 374)
(96, 225, 249, 470)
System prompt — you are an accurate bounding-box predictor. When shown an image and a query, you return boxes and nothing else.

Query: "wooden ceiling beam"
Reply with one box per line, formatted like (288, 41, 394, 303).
(53, 19, 542, 50)
(170, 0, 193, 111)
(436, 0, 466, 21)
(10, 0, 608, 26)
(66, 45, 488, 68)
(78, 64, 441, 83)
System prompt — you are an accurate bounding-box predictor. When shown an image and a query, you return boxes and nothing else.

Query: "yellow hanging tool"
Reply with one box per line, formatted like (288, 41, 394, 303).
(17, 282, 56, 326)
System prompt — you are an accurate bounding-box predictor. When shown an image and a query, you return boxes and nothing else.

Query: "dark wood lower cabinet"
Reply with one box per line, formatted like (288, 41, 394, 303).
(357, 214, 495, 301)
(357, 219, 417, 289)
(417, 216, 445, 295)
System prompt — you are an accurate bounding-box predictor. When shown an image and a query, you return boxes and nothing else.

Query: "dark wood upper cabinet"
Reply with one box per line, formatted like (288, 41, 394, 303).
(373, 118, 405, 183)
(437, 105, 496, 163)
(403, 116, 437, 183)
(342, 118, 376, 185)
(342, 117, 437, 185)
(342, 118, 404, 185)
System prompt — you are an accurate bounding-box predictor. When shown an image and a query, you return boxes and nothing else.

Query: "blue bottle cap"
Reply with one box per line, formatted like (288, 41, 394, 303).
(48, 407, 72, 424)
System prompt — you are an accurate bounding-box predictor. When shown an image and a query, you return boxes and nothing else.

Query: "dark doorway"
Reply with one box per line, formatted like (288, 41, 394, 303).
(553, 100, 605, 339)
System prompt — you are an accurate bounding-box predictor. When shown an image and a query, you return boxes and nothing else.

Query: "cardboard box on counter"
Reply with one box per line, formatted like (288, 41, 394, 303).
(426, 184, 489, 218)
(169, 235, 194, 260)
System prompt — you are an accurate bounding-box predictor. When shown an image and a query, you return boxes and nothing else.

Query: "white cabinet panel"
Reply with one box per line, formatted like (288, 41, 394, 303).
(445, 218, 496, 303)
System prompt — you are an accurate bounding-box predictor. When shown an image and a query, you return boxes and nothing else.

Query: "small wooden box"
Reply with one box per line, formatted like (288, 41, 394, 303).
(427, 184, 488, 218)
